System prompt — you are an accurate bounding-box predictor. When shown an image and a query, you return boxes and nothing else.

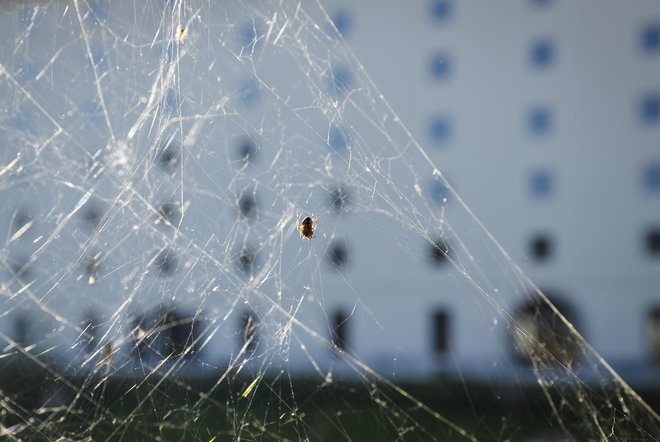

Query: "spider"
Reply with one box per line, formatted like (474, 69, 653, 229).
(296, 209, 316, 240)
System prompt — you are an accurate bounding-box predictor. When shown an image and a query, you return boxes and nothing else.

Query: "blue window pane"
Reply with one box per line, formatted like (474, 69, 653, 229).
(430, 53, 452, 80)
(330, 10, 352, 37)
(530, 39, 555, 69)
(238, 21, 264, 52)
(528, 106, 553, 136)
(641, 24, 660, 54)
(328, 66, 353, 99)
(640, 94, 660, 124)
(329, 125, 348, 153)
(430, 0, 452, 23)
(429, 180, 451, 205)
(429, 117, 452, 144)
(530, 169, 554, 198)
(646, 164, 660, 193)
(239, 79, 261, 106)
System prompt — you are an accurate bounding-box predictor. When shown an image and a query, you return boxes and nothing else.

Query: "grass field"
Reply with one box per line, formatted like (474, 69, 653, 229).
(1, 357, 658, 441)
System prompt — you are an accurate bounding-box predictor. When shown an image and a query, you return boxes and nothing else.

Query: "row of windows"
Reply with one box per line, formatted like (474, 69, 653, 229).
(6, 206, 658, 285)
(427, 95, 660, 146)
(9, 301, 660, 366)
(429, 0, 660, 59)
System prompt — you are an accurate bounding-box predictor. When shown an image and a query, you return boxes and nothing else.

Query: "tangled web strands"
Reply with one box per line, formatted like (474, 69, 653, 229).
(0, 0, 658, 440)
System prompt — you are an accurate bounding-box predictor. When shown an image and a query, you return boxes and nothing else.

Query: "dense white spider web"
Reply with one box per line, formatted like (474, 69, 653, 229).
(0, 0, 658, 440)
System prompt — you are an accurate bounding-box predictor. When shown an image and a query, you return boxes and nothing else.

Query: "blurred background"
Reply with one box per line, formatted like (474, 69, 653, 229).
(0, 0, 658, 440)
(322, 0, 660, 380)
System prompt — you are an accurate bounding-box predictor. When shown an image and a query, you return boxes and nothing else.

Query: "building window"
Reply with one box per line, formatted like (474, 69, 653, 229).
(429, 115, 452, 145)
(236, 247, 258, 276)
(429, 52, 452, 81)
(641, 24, 660, 54)
(238, 190, 257, 219)
(432, 310, 449, 354)
(157, 137, 180, 173)
(428, 179, 451, 206)
(154, 249, 177, 276)
(649, 307, 660, 361)
(331, 309, 349, 351)
(428, 237, 450, 266)
(646, 228, 660, 256)
(529, 168, 554, 199)
(529, 38, 556, 69)
(328, 125, 348, 153)
(328, 185, 350, 213)
(430, 0, 452, 23)
(158, 201, 181, 226)
(327, 239, 350, 270)
(330, 10, 351, 38)
(240, 311, 259, 354)
(131, 309, 200, 360)
(640, 94, 660, 124)
(529, 233, 554, 261)
(528, 105, 553, 136)
(162, 310, 198, 358)
(11, 314, 29, 349)
(327, 66, 353, 99)
(236, 137, 257, 166)
(510, 295, 579, 366)
(645, 163, 660, 193)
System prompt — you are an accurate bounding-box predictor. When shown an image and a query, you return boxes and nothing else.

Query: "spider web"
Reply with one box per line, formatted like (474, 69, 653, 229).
(0, 0, 658, 440)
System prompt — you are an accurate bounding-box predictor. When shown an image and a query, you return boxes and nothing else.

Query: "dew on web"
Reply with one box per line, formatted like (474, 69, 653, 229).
(0, 1, 658, 441)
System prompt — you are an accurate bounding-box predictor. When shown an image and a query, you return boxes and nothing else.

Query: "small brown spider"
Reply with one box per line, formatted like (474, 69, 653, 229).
(296, 210, 316, 240)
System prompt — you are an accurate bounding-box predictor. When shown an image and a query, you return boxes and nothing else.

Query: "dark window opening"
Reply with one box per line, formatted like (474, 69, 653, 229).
(83, 252, 102, 284)
(530, 234, 553, 261)
(157, 138, 180, 172)
(510, 295, 579, 366)
(327, 239, 350, 270)
(11, 314, 29, 349)
(646, 229, 660, 255)
(130, 315, 155, 358)
(432, 310, 449, 354)
(10, 255, 32, 279)
(641, 24, 660, 53)
(528, 106, 552, 136)
(237, 247, 257, 276)
(530, 38, 555, 69)
(240, 311, 259, 354)
(430, 0, 452, 23)
(158, 201, 180, 226)
(11, 208, 32, 235)
(130, 310, 200, 360)
(162, 310, 198, 358)
(236, 137, 257, 166)
(81, 201, 104, 229)
(641, 94, 660, 124)
(428, 237, 449, 266)
(80, 315, 99, 354)
(154, 250, 177, 276)
(331, 309, 349, 351)
(238, 191, 257, 219)
(650, 307, 660, 361)
(429, 52, 451, 81)
(328, 186, 349, 213)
